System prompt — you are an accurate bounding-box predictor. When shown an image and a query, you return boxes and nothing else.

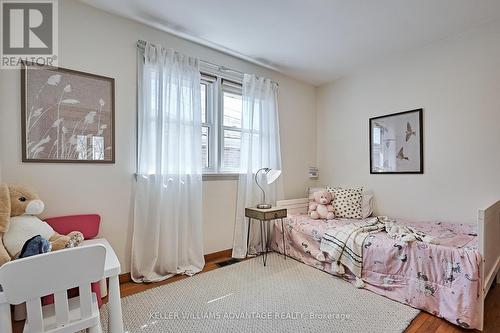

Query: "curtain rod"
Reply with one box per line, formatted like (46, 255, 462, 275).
(136, 40, 278, 86)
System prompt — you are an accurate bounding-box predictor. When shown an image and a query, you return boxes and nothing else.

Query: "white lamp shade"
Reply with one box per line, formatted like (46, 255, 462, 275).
(265, 169, 281, 184)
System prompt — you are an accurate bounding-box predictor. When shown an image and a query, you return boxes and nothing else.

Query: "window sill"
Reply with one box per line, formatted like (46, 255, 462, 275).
(134, 173, 239, 181)
(202, 173, 239, 181)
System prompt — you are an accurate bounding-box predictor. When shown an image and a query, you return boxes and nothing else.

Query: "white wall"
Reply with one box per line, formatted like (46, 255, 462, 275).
(0, 0, 317, 272)
(316, 21, 500, 223)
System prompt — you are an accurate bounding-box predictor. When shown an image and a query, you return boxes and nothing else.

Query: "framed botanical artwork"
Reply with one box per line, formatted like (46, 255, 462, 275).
(369, 109, 423, 174)
(21, 62, 115, 163)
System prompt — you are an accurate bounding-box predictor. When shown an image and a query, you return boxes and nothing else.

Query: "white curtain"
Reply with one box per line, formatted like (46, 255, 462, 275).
(232, 74, 284, 259)
(132, 43, 204, 282)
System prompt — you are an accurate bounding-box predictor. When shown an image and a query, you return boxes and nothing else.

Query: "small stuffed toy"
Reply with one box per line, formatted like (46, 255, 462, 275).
(309, 190, 335, 220)
(0, 184, 84, 266)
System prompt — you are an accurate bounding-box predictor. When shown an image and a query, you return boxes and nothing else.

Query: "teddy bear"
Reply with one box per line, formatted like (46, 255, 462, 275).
(309, 190, 335, 220)
(0, 184, 84, 266)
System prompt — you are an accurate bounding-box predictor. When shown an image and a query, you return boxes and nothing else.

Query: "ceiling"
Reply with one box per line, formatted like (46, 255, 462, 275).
(80, 0, 500, 85)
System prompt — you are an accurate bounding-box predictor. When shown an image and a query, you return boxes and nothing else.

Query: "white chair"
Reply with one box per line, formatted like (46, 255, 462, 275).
(0, 245, 106, 333)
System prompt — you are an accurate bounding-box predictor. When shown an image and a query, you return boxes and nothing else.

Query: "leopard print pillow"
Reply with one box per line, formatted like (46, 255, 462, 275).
(326, 186, 363, 218)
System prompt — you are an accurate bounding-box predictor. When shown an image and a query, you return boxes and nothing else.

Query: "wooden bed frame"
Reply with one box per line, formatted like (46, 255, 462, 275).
(276, 198, 500, 331)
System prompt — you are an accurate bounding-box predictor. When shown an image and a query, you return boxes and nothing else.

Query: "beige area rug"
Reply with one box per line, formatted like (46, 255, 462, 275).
(99, 253, 420, 333)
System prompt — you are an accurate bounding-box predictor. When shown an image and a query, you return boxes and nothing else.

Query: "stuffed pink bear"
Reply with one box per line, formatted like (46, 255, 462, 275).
(309, 190, 335, 220)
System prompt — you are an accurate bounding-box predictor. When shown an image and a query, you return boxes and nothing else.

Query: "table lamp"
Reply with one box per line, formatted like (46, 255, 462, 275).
(255, 168, 281, 209)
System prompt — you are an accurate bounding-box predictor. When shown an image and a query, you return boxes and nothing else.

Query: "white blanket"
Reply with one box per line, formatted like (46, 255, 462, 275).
(379, 216, 439, 244)
(320, 218, 383, 280)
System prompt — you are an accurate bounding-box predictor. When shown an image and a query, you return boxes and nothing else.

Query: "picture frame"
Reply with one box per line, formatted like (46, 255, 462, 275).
(369, 109, 423, 174)
(21, 62, 115, 163)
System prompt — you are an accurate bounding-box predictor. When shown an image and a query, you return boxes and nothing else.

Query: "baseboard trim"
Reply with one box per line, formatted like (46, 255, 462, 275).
(204, 248, 233, 263)
(119, 272, 132, 284)
(118, 248, 233, 284)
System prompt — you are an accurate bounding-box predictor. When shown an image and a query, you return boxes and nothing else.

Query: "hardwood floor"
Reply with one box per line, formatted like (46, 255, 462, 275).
(11, 254, 500, 332)
(117, 258, 227, 299)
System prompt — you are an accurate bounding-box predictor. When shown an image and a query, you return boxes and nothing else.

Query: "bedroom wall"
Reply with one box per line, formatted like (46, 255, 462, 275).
(316, 21, 500, 223)
(0, 0, 317, 272)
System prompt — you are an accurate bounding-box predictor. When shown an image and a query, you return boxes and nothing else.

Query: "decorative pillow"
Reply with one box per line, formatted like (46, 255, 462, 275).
(361, 190, 374, 218)
(326, 186, 363, 218)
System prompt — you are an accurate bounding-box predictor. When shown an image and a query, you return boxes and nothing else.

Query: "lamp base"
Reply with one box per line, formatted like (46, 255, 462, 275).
(256, 203, 272, 209)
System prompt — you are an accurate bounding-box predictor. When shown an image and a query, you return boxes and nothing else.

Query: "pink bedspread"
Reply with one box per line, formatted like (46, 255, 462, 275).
(271, 214, 482, 329)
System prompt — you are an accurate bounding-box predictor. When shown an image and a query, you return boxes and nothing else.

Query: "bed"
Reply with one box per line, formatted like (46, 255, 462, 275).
(270, 198, 500, 330)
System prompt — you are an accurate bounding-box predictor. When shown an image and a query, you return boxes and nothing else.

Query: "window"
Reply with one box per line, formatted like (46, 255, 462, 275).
(222, 83, 243, 171)
(201, 82, 210, 169)
(200, 75, 243, 174)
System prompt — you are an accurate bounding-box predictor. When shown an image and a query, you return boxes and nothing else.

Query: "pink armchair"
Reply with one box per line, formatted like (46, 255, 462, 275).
(42, 214, 103, 308)
(44, 214, 101, 239)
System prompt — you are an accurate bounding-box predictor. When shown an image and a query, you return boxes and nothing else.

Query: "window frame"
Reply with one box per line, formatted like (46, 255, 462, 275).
(220, 79, 243, 173)
(201, 74, 217, 172)
(201, 73, 243, 175)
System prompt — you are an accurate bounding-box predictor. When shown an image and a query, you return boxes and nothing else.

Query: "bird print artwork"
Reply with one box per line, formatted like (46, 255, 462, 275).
(405, 122, 416, 142)
(371, 110, 422, 173)
(396, 147, 409, 160)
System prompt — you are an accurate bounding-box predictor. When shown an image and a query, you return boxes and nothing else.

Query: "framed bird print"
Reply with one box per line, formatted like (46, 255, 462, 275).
(369, 109, 423, 174)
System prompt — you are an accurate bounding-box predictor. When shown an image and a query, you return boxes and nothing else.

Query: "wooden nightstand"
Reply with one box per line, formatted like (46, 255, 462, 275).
(245, 206, 287, 266)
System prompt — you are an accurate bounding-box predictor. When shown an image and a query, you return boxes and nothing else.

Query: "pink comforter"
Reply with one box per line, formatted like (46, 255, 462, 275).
(271, 214, 481, 329)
